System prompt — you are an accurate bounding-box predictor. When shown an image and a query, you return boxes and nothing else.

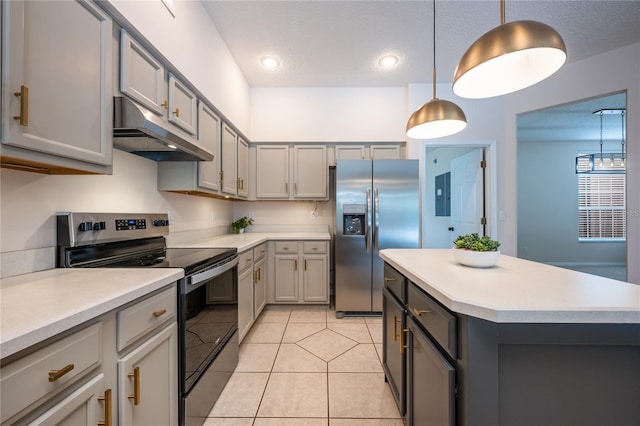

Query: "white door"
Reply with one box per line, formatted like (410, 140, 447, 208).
(450, 148, 484, 238)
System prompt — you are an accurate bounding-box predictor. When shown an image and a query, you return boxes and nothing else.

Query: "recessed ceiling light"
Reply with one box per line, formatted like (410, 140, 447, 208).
(378, 55, 399, 68)
(260, 56, 280, 70)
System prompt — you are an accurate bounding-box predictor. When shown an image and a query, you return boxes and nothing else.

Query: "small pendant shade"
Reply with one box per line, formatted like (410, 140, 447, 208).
(406, 99, 467, 139)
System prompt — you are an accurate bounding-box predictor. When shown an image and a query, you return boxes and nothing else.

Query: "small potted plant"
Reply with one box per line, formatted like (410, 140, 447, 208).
(231, 216, 254, 234)
(452, 233, 501, 267)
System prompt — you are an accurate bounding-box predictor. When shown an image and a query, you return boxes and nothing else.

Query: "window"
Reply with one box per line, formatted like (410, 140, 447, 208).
(578, 173, 626, 241)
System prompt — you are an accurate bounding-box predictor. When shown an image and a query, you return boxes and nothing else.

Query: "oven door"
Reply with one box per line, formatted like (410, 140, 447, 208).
(179, 258, 238, 426)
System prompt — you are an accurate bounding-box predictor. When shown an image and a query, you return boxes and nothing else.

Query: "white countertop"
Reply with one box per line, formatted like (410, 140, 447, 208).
(169, 232, 331, 252)
(379, 249, 640, 324)
(0, 268, 184, 359)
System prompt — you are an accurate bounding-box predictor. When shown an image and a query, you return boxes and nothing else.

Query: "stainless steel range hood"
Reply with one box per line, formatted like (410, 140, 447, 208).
(113, 96, 214, 161)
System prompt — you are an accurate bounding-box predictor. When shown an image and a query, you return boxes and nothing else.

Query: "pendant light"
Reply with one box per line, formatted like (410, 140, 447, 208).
(452, 0, 566, 99)
(406, 0, 466, 139)
(576, 109, 626, 174)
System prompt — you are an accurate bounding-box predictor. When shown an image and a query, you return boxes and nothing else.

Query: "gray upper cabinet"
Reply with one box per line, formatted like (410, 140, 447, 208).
(1, 0, 113, 174)
(119, 30, 165, 115)
(119, 30, 196, 136)
(221, 123, 238, 197)
(197, 102, 222, 191)
(237, 137, 249, 199)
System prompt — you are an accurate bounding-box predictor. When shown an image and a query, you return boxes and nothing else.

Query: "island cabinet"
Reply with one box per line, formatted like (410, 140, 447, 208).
(1, 0, 113, 174)
(269, 240, 329, 304)
(382, 259, 640, 426)
(0, 285, 178, 426)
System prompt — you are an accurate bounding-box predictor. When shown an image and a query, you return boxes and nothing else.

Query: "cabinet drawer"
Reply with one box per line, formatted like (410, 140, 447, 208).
(0, 323, 102, 423)
(303, 241, 327, 254)
(253, 243, 267, 261)
(117, 286, 176, 351)
(407, 284, 457, 358)
(383, 263, 405, 303)
(274, 241, 298, 254)
(238, 249, 254, 272)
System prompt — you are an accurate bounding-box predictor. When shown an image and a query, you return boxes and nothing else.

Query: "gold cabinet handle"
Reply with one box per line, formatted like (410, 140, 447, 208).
(220, 170, 224, 184)
(294, 259, 297, 270)
(257, 267, 261, 281)
(173, 108, 180, 117)
(13, 85, 29, 126)
(312, 247, 317, 251)
(253, 270, 257, 284)
(393, 315, 400, 341)
(285, 182, 288, 193)
(283, 247, 289, 251)
(384, 277, 398, 283)
(98, 388, 112, 426)
(48, 363, 74, 382)
(152, 309, 167, 318)
(304, 259, 308, 270)
(294, 182, 298, 194)
(128, 366, 141, 405)
(400, 328, 408, 353)
(161, 100, 169, 109)
(412, 307, 430, 317)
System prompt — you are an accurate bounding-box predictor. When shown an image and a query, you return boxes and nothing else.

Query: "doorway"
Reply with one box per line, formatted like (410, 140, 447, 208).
(516, 92, 627, 281)
(423, 144, 494, 249)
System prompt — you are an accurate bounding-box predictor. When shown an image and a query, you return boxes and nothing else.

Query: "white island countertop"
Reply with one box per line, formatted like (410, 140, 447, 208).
(170, 232, 331, 252)
(0, 268, 184, 359)
(379, 249, 640, 324)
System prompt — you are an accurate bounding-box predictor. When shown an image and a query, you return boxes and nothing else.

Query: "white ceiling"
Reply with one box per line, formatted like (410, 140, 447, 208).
(201, 0, 640, 88)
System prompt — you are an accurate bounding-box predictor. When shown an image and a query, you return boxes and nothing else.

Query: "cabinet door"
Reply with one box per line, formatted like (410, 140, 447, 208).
(238, 266, 254, 342)
(302, 255, 328, 302)
(2, 0, 112, 166)
(370, 145, 401, 160)
(274, 255, 299, 302)
(407, 317, 455, 426)
(256, 145, 289, 198)
(120, 30, 165, 115)
(254, 257, 267, 317)
(237, 137, 249, 198)
(28, 374, 107, 426)
(293, 145, 327, 199)
(197, 102, 221, 191)
(382, 288, 405, 415)
(168, 74, 197, 135)
(221, 123, 238, 196)
(335, 145, 366, 161)
(118, 323, 178, 426)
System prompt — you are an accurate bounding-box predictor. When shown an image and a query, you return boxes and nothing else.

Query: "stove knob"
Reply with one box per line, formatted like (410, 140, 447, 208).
(79, 221, 93, 232)
(154, 219, 169, 226)
(98, 221, 106, 230)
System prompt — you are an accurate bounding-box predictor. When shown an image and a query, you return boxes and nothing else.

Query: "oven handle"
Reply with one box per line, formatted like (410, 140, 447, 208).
(187, 256, 239, 287)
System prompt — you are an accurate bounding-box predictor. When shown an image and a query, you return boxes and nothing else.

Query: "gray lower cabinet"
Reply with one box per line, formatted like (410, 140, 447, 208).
(382, 287, 405, 415)
(406, 316, 456, 426)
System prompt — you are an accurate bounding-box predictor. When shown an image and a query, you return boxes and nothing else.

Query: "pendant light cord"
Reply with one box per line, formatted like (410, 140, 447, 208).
(432, 0, 437, 100)
(500, 0, 505, 25)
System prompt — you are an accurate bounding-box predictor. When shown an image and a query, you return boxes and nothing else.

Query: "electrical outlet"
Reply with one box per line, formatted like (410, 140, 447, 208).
(248, 211, 254, 219)
(310, 211, 317, 220)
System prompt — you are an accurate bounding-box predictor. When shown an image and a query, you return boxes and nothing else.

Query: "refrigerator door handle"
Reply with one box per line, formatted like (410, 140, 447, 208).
(374, 187, 380, 252)
(366, 187, 372, 252)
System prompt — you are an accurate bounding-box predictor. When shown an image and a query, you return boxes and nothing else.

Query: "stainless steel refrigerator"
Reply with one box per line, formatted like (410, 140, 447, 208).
(335, 159, 420, 317)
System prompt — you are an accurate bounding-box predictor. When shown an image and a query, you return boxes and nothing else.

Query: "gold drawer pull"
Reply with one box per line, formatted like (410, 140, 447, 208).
(48, 363, 74, 382)
(312, 247, 317, 251)
(246, 258, 252, 263)
(257, 267, 261, 281)
(14, 85, 29, 126)
(128, 366, 141, 405)
(400, 328, 408, 353)
(98, 388, 113, 426)
(294, 259, 297, 270)
(161, 100, 169, 109)
(412, 307, 430, 317)
(393, 315, 400, 341)
(304, 259, 308, 270)
(384, 277, 397, 283)
(152, 309, 167, 318)
(173, 108, 180, 117)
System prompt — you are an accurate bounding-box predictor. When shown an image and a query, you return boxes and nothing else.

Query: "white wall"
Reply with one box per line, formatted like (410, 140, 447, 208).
(250, 87, 407, 142)
(106, 0, 250, 133)
(517, 139, 626, 264)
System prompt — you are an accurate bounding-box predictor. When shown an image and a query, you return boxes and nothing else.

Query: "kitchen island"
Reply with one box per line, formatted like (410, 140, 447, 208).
(379, 249, 640, 426)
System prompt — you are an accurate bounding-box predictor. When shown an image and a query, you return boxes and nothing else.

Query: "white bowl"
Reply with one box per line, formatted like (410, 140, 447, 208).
(453, 248, 500, 268)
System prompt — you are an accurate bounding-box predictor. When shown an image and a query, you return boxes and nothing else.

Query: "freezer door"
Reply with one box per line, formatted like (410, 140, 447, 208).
(336, 160, 373, 313)
(372, 160, 420, 311)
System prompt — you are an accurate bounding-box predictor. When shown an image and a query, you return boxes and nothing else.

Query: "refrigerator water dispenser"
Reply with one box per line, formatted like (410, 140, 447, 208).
(343, 204, 366, 235)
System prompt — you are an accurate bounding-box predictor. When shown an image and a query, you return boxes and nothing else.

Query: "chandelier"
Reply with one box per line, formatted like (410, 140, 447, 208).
(575, 108, 626, 174)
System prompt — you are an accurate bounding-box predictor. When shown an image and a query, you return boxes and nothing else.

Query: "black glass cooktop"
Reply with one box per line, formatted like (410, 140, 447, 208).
(109, 247, 236, 275)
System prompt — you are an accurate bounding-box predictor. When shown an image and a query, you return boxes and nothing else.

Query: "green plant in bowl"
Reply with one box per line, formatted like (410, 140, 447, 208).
(231, 216, 254, 234)
(453, 233, 500, 251)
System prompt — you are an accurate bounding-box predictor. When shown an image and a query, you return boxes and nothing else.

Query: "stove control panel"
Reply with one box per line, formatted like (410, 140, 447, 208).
(57, 212, 170, 247)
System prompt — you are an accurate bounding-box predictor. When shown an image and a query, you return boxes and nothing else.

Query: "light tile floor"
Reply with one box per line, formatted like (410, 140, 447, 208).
(204, 305, 403, 426)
